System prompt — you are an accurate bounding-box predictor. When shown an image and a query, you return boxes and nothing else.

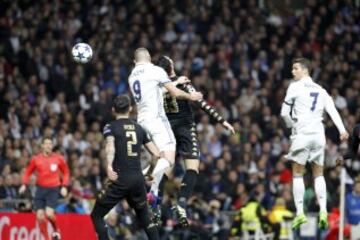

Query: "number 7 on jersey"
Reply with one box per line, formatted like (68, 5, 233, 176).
(310, 92, 319, 111)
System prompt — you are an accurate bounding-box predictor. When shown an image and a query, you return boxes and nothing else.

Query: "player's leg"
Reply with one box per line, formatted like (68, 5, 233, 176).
(129, 176, 160, 240)
(139, 118, 175, 196)
(285, 136, 308, 229)
(179, 159, 199, 207)
(91, 181, 126, 240)
(45, 187, 61, 239)
(148, 117, 176, 196)
(291, 162, 307, 229)
(310, 139, 328, 229)
(178, 122, 200, 209)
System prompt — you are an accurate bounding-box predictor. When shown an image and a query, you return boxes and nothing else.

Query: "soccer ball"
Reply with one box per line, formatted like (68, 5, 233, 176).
(72, 43, 93, 64)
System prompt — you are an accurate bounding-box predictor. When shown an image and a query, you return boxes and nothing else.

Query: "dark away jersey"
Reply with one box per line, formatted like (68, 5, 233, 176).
(103, 118, 151, 174)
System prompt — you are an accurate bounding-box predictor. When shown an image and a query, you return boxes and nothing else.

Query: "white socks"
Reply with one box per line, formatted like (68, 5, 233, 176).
(150, 158, 171, 196)
(314, 176, 327, 213)
(293, 176, 305, 215)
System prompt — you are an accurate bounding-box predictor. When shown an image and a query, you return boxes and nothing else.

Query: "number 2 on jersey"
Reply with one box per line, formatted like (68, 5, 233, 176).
(133, 80, 141, 102)
(126, 131, 138, 157)
(310, 92, 319, 111)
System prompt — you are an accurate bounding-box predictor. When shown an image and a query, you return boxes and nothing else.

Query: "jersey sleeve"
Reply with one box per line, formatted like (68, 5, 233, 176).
(280, 83, 297, 128)
(103, 124, 113, 138)
(156, 67, 172, 85)
(324, 92, 346, 134)
(58, 155, 70, 186)
(283, 82, 297, 104)
(141, 126, 151, 144)
(22, 157, 36, 185)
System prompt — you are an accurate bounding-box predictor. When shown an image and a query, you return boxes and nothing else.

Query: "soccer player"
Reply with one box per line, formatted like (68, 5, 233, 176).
(281, 58, 349, 230)
(157, 55, 235, 226)
(90, 95, 161, 240)
(19, 137, 70, 240)
(128, 48, 202, 214)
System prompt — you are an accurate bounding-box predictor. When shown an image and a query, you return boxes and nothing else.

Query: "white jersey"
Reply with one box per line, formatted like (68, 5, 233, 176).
(281, 76, 346, 135)
(128, 63, 171, 122)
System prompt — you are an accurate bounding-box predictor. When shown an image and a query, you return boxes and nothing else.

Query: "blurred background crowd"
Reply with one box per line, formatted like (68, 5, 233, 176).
(0, 0, 359, 239)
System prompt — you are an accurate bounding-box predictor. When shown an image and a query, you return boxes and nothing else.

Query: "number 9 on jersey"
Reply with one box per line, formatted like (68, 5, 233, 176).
(133, 80, 141, 103)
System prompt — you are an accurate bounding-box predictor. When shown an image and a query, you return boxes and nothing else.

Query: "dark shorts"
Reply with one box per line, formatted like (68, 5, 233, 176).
(96, 174, 147, 211)
(170, 119, 200, 160)
(34, 186, 60, 210)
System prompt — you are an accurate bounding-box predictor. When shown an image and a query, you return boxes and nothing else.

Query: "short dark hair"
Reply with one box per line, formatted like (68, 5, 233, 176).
(157, 55, 172, 76)
(113, 94, 131, 114)
(292, 58, 311, 71)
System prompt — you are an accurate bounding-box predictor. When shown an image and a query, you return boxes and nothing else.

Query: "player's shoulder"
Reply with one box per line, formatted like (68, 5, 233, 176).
(130, 119, 145, 131)
(103, 122, 116, 135)
(151, 65, 168, 75)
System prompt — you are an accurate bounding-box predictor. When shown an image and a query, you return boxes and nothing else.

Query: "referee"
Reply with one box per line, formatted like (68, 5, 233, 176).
(90, 95, 160, 240)
(19, 137, 70, 240)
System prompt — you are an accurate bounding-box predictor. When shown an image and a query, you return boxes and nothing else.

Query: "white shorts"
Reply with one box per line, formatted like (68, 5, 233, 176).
(139, 116, 176, 152)
(285, 133, 326, 166)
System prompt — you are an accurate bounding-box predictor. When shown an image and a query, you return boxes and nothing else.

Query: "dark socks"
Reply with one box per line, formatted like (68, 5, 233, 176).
(158, 174, 169, 200)
(179, 169, 198, 208)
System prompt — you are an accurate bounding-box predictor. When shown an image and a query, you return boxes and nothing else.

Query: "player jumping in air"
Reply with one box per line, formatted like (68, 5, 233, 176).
(128, 48, 203, 224)
(281, 58, 349, 230)
(156, 55, 235, 226)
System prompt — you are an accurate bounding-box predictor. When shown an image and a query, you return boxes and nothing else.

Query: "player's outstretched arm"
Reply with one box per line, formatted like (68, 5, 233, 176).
(184, 83, 235, 134)
(163, 81, 202, 101)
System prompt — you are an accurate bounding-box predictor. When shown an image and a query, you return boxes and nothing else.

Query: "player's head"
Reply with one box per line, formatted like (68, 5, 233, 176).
(157, 55, 174, 76)
(292, 58, 311, 80)
(41, 137, 53, 155)
(134, 48, 151, 64)
(112, 94, 131, 115)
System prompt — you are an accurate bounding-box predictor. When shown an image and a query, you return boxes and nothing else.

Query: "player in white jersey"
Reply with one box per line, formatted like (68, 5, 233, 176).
(281, 58, 349, 230)
(128, 48, 202, 206)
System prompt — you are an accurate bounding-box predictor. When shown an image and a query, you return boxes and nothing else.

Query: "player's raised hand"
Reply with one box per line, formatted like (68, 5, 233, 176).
(189, 91, 203, 101)
(107, 165, 118, 181)
(223, 121, 235, 134)
(176, 76, 191, 85)
(340, 132, 349, 141)
(19, 184, 26, 195)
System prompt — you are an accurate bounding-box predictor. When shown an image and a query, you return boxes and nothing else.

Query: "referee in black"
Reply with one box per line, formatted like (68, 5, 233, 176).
(91, 95, 160, 240)
(156, 56, 235, 226)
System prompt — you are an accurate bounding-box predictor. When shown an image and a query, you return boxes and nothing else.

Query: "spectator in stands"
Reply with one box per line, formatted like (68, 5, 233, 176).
(0, 0, 359, 238)
(346, 180, 360, 225)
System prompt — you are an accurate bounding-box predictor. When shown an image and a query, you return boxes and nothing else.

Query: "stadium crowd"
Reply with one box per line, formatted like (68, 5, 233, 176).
(0, 0, 359, 239)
